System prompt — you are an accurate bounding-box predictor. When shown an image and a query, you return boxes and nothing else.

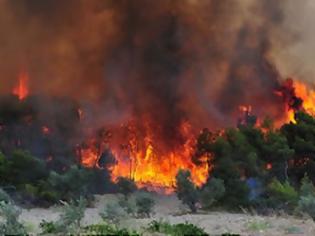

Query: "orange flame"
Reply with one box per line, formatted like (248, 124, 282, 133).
(12, 71, 29, 101)
(80, 120, 209, 191)
(287, 80, 315, 123)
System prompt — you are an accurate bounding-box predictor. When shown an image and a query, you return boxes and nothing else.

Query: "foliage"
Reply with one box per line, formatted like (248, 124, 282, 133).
(99, 201, 127, 225)
(200, 178, 225, 209)
(175, 169, 199, 212)
(297, 195, 315, 220)
(0, 201, 26, 235)
(118, 197, 137, 216)
(40, 197, 87, 234)
(267, 179, 298, 209)
(135, 192, 155, 217)
(300, 174, 315, 197)
(0, 188, 11, 203)
(147, 220, 207, 236)
(246, 220, 272, 232)
(82, 223, 140, 236)
(116, 177, 137, 199)
(39, 220, 57, 234)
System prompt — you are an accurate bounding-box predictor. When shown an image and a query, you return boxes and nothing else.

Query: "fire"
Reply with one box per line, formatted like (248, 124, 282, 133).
(80, 120, 209, 191)
(12, 71, 29, 101)
(42, 126, 51, 135)
(293, 81, 315, 118)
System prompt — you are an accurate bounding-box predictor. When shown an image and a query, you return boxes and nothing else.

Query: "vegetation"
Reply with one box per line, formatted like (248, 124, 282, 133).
(116, 177, 137, 199)
(99, 201, 127, 225)
(175, 169, 199, 212)
(0, 201, 26, 235)
(147, 220, 207, 236)
(40, 197, 87, 234)
(135, 192, 155, 217)
(200, 177, 225, 209)
(82, 223, 140, 236)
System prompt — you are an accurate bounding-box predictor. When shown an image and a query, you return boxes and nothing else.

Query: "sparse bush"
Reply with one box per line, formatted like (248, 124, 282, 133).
(175, 169, 199, 212)
(116, 177, 137, 199)
(0, 188, 11, 203)
(82, 223, 140, 235)
(39, 220, 57, 234)
(267, 179, 298, 210)
(135, 192, 155, 218)
(297, 195, 315, 220)
(147, 220, 207, 236)
(118, 197, 137, 216)
(200, 178, 225, 209)
(300, 174, 315, 197)
(41, 197, 87, 234)
(99, 202, 127, 225)
(0, 201, 26, 235)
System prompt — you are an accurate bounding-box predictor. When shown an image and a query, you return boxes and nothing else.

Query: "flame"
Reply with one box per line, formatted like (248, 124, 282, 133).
(286, 80, 315, 123)
(12, 71, 29, 101)
(80, 120, 209, 191)
(42, 126, 51, 135)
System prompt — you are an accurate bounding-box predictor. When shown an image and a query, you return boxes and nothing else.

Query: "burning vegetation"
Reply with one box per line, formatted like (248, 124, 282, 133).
(0, 0, 315, 204)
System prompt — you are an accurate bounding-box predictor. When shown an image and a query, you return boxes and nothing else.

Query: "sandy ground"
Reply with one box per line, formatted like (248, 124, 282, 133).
(19, 193, 315, 235)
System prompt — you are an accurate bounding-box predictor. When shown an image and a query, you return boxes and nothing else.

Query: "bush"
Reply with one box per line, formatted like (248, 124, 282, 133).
(267, 179, 298, 209)
(118, 197, 137, 216)
(8, 150, 48, 186)
(297, 195, 315, 220)
(116, 177, 137, 199)
(0, 188, 11, 203)
(39, 220, 57, 234)
(82, 223, 140, 235)
(0, 201, 26, 235)
(41, 197, 87, 234)
(135, 192, 155, 218)
(99, 202, 127, 225)
(300, 174, 315, 197)
(147, 220, 207, 236)
(200, 178, 225, 209)
(175, 170, 199, 212)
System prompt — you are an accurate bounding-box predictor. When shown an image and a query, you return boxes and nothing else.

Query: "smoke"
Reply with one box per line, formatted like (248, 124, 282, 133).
(0, 0, 310, 144)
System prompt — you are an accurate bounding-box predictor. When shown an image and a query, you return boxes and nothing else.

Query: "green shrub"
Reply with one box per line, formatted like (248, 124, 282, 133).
(0, 201, 26, 235)
(8, 150, 48, 186)
(297, 195, 315, 220)
(200, 178, 225, 209)
(300, 174, 315, 197)
(39, 220, 57, 234)
(41, 197, 87, 234)
(116, 177, 137, 199)
(267, 179, 298, 209)
(118, 197, 137, 216)
(147, 220, 207, 236)
(175, 169, 199, 212)
(135, 192, 155, 218)
(99, 202, 127, 225)
(82, 223, 140, 235)
(0, 188, 11, 203)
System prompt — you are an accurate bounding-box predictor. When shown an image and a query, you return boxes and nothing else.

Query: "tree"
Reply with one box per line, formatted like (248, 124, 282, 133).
(175, 170, 199, 212)
(200, 178, 225, 209)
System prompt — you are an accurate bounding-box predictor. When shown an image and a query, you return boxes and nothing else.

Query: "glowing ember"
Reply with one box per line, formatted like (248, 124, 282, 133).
(42, 126, 51, 135)
(12, 71, 29, 101)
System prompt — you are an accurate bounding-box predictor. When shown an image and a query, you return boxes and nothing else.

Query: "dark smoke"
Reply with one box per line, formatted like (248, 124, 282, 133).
(0, 0, 302, 148)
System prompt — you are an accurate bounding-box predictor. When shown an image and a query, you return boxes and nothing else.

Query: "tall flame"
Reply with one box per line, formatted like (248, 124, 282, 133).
(12, 71, 29, 101)
(80, 120, 209, 191)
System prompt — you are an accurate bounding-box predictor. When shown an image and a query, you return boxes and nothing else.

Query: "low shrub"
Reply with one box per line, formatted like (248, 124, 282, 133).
(200, 178, 225, 209)
(135, 192, 155, 217)
(147, 220, 208, 236)
(118, 197, 137, 216)
(99, 201, 127, 225)
(82, 223, 140, 235)
(267, 179, 298, 210)
(297, 195, 315, 220)
(0, 201, 26, 235)
(116, 177, 137, 199)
